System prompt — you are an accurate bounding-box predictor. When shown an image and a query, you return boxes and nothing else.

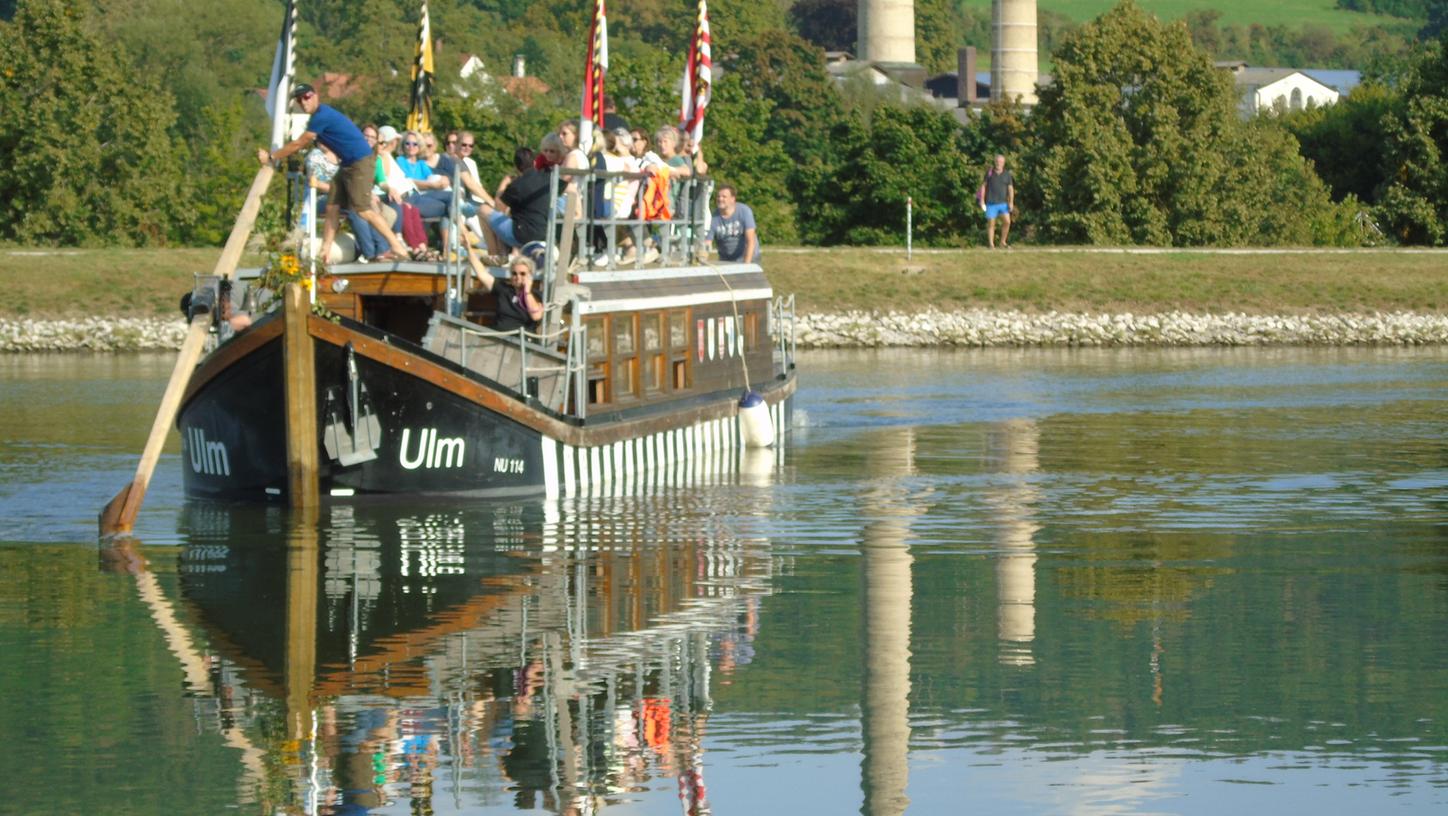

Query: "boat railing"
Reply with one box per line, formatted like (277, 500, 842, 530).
(771, 293, 796, 377)
(543, 166, 714, 284)
(293, 154, 474, 318)
(425, 311, 588, 417)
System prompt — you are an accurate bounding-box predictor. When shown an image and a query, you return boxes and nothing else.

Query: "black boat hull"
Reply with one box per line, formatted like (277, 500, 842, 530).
(178, 316, 794, 502)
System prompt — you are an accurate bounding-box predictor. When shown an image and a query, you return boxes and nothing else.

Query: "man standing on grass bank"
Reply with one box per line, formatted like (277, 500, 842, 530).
(708, 185, 761, 264)
(257, 84, 412, 264)
(983, 154, 1015, 249)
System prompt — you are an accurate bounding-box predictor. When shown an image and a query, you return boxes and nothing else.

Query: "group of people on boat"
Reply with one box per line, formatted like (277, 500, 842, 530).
(261, 84, 760, 273)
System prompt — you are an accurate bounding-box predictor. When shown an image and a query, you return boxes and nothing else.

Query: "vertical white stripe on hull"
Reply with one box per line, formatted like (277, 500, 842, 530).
(590, 446, 602, 496)
(611, 440, 624, 497)
(542, 436, 559, 500)
(563, 443, 576, 497)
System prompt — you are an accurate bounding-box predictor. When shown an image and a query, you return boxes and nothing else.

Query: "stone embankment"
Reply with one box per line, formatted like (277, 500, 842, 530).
(4, 311, 1448, 351)
(0, 317, 188, 352)
(795, 309, 1448, 348)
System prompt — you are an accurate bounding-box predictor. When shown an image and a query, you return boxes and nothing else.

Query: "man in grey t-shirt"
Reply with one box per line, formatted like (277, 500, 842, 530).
(983, 154, 1016, 249)
(708, 185, 761, 263)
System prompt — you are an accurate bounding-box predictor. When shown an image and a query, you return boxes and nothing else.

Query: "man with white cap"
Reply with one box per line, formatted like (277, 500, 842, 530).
(258, 83, 411, 263)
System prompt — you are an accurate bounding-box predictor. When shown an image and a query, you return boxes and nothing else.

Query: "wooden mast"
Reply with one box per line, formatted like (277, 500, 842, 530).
(282, 283, 319, 507)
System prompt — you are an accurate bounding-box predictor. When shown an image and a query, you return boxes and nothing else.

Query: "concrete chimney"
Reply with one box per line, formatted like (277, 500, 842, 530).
(958, 47, 977, 106)
(992, 0, 1038, 105)
(858, 0, 916, 66)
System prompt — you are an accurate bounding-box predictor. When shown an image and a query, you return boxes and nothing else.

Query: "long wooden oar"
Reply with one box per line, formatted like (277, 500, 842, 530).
(99, 165, 276, 537)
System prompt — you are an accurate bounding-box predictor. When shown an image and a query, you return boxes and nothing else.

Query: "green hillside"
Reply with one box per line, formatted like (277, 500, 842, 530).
(960, 0, 1415, 34)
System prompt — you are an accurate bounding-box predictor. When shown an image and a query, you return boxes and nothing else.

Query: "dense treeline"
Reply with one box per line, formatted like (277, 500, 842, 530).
(0, 0, 1446, 248)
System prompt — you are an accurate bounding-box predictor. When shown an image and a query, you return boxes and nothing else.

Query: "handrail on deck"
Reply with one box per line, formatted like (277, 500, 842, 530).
(431, 311, 587, 416)
(544, 166, 714, 282)
(772, 294, 797, 377)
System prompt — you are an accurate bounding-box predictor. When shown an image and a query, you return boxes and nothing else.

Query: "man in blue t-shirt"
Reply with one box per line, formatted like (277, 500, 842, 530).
(258, 84, 411, 263)
(707, 185, 761, 264)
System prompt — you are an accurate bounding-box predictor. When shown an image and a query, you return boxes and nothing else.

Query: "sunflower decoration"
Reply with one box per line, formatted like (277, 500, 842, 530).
(257, 251, 338, 320)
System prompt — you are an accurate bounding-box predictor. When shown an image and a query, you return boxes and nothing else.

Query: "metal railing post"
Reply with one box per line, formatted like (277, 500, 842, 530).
(574, 314, 587, 421)
(518, 329, 528, 399)
(304, 169, 317, 304)
(906, 196, 913, 261)
(545, 167, 560, 306)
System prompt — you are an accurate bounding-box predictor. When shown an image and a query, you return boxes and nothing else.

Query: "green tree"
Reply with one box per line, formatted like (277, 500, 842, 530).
(914, 0, 960, 74)
(104, 0, 274, 136)
(1023, 1, 1343, 246)
(709, 27, 854, 243)
(1286, 82, 1401, 203)
(0, 0, 192, 245)
(790, 0, 853, 53)
(1374, 34, 1448, 244)
(799, 104, 980, 245)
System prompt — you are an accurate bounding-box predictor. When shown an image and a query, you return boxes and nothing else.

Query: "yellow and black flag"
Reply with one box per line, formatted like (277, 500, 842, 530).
(407, 2, 434, 134)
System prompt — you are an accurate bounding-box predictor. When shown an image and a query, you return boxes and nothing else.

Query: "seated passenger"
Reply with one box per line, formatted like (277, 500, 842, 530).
(477, 137, 555, 255)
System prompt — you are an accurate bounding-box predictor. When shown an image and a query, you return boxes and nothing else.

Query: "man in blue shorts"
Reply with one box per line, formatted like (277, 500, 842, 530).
(983, 154, 1016, 249)
(258, 84, 411, 263)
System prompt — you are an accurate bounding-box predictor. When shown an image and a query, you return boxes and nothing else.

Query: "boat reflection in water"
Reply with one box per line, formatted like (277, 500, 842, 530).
(147, 453, 779, 815)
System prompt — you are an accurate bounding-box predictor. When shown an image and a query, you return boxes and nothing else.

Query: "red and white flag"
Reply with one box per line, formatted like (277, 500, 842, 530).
(679, 0, 711, 154)
(580, 0, 608, 153)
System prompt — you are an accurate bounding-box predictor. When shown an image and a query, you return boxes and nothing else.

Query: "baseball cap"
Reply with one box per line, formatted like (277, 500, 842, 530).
(377, 125, 400, 143)
(290, 83, 315, 100)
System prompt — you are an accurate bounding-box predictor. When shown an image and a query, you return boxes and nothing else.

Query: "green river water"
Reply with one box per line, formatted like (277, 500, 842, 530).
(1, 347, 1445, 814)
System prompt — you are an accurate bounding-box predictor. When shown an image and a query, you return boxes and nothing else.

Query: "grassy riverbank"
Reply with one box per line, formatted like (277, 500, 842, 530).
(2, 246, 1445, 318)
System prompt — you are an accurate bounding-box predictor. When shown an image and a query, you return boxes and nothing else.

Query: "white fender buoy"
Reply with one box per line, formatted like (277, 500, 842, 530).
(738, 390, 774, 449)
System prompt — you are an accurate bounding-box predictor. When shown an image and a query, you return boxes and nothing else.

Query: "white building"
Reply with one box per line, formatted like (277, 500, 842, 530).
(1219, 63, 1342, 116)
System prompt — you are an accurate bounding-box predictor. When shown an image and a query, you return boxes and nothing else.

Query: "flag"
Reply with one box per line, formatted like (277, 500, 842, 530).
(679, 0, 711, 154)
(266, 0, 298, 149)
(579, 0, 608, 153)
(407, 2, 435, 134)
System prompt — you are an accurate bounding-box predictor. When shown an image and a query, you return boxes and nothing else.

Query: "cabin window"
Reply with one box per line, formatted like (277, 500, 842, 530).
(669, 310, 688, 349)
(642, 312, 665, 393)
(745, 312, 759, 351)
(585, 316, 609, 404)
(612, 314, 639, 400)
(668, 309, 691, 391)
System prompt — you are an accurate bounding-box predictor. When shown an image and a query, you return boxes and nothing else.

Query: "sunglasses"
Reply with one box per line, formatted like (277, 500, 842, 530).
(403, 141, 419, 147)
(460, 142, 475, 150)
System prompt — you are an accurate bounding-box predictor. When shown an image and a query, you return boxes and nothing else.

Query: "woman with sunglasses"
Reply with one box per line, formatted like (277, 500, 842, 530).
(392, 130, 448, 259)
(462, 244, 544, 332)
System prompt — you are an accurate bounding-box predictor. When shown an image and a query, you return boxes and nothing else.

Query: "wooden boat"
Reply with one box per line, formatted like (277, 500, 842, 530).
(175, 171, 797, 502)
